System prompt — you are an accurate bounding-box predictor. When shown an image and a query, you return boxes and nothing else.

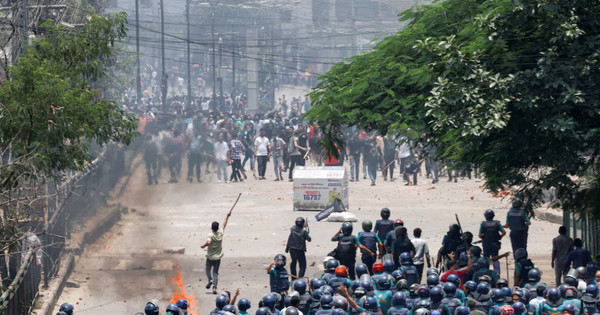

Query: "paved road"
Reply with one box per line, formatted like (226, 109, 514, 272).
(54, 159, 560, 314)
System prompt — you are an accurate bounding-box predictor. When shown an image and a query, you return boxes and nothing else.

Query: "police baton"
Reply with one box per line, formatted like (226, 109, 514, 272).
(454, 214, 470, 250)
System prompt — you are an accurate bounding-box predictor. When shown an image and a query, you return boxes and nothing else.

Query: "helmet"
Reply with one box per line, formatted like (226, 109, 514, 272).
(431, 311, 441, 315)
(332, 296, 348, 310)
(351, 279, 361, 291)
(335, 265, 348, 277)
(562, 304, 575, 315)
(528, 268, 541, 282)
(293, 280, 307, 293)
(145, 302, 159, 315)
(409, 284, 420, 297)
(326, 259, 340, 272)
(492, 288, 505, 303)
(176, 299, 189, 310)
(418, 285, 430, 298)
(458, 252, 469, 268)
(321, 285, 335, 296)
(470, 246, 482, 258)
(427, 275, 439, 288)
(456, 307, 470, 315)
(59, 304, 74, 315)
(391, 269, 404, 282)
(383, 259, 396, 273)
(564, 286, 577, 299)
(216, 295, 229, 308)
(586, 284, 599, 298)
(416, 299, 431, 310)
(464, 281, 477, 293)
(313, 279, 325, 290)
(295, 217, 305, 228)
(262, 294, 277, 308)
(341, 222, 353, 236)
(514, 248, 527, 261)
(320, 295, 333, 309)
(497, 278, 509, 288)
(587, 262, 598, 280)
(373, 262, 384, 274)
(354, 285, 366, 298)
(512, 302, 526, 315)
(400, 252, 412, 265)
(512, 198, 523, 209)
(397, 279, 409, 291)
(356, 263, 368, 277)
(166, 304, 179, 313)
(576, 266, 587, 279)
(285, 307, 300, 315)
(484, 209, 495, 220)
(394, 220, 404, 228)
(256, 307, 270, 315)
(501, 287, 513, 302)
(274, 254, 286, 267)
(364, 297, 379, 312)
(362, 220, 373, 231)
(547, 288, 562, 304)
(443, 282, 457, 296)
(312, 289, 324, 300)
(478, 275, 492, 284)
(238, 298, 251, 311)
(430, 287, 443, 302)
(500, 305, 515, 315)
(381, 208, 391, 219)
(477, 282, 491, 295)
(393, 292, 406, 306)
(564, 274, 578, 287)
(447, 274, 461, 287)
(426, 268, 440, 277)
(477, 257, 489, 270)
(375, 276, 391, 291)
(414, 309, 431, 315)
(223, 304, 236, 313)
(361, 280, 374, 293)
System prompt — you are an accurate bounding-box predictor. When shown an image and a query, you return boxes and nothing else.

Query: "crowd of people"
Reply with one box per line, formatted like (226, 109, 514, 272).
(137, 100, 482, 188)
(56, 204, 600, 315)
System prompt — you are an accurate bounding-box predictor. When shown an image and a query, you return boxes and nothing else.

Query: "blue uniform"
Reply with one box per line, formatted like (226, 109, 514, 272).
(269, 266, 290, 293)
(374, 290, 393, 315)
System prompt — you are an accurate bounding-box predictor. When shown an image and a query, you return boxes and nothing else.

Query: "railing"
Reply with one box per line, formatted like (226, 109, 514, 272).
(1, 143, 133, 314)
(563, 211, 600, 258)
(0, 248, 41, 315)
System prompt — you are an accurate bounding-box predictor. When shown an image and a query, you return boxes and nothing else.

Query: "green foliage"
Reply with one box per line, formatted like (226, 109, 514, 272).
(0, 13, 138, 190)
(306, 0, 600, 217)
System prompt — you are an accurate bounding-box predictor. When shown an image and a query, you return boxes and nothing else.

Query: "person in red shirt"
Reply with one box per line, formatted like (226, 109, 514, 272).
(441, 250, 473, 289)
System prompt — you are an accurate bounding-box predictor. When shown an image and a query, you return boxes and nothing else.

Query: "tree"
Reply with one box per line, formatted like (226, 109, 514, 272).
(0, 13, 138, 260)
(306, 0, 600, 217)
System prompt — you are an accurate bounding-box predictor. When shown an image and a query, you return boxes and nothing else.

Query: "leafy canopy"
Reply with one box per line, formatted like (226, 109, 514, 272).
(306, 0, 600, 217)
(0, 13, 138, 190)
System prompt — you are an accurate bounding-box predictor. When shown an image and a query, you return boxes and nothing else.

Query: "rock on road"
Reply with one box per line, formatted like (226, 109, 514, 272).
(53, 160, 559, 314)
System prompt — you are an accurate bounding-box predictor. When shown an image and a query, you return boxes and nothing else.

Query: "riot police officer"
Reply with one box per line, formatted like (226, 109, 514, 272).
(504, 199, 531, 255)
(478, 209, 506, 274)
(268, 254, 291, 295)
(286, 217, 312, 278)
(59, 304, 74, 315)
(358, 220, 383, 274)
(331, 222, 359, 280)
(399, 252, 419, 286)
(375, 208, 394, 255)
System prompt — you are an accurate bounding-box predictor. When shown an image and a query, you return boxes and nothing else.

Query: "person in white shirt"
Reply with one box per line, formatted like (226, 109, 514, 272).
(214, 133, 230, 182)
(254, 129, 271, 179)
(411, 227, 431, 283)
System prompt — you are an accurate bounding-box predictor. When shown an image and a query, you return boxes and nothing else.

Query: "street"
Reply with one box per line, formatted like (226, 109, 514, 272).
(53, 157, 560, 314)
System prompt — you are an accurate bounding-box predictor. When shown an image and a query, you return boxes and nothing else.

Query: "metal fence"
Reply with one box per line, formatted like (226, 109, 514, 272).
(1, 143, 131, 315)
(563, 211, 600, 258)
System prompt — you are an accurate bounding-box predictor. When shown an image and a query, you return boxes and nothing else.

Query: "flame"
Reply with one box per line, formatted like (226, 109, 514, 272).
(170, 265, 199, 314)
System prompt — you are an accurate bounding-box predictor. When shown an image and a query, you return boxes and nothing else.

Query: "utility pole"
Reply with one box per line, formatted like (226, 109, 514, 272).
(186, 0, 192, 109)
(160, 0, 167, 112)
(135, 0, 141, 110)
(211, 6, 216, 106)
(231, 40, 235, 97)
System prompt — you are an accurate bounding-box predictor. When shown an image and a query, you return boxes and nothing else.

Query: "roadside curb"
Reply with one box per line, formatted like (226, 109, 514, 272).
(34, 204, 122, 315)
(534, 207, 563, 225)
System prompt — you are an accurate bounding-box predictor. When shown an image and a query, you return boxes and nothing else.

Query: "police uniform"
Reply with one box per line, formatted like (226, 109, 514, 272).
(270, 266, 290, 294)
(332, 234, 359, 280)
(375, 219, 394, 255)
(479, 220, 505, 274)
(505, 207, 530, 255)
(358, 231, 381, 274)
(287, 225, 310, 278)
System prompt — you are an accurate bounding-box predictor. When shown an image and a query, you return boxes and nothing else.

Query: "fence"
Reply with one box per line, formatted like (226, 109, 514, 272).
(1, 143, 132, 314)
(563, 211, 600, 258)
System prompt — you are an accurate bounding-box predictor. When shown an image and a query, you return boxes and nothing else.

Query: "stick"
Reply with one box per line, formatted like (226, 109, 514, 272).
(454, 214, 470, 250)
(228, 193, 242, 215)
(505, 255, 510, 286)
(252, 156, 257, 179)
